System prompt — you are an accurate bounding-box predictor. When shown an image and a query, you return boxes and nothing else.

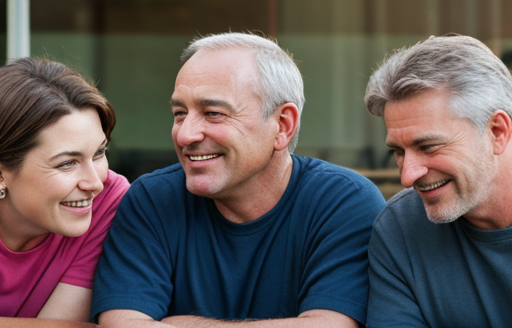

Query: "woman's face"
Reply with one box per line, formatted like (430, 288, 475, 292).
(0, 108, 108, 246)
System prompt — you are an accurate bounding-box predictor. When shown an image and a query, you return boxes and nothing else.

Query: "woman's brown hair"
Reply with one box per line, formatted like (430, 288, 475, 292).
(0, 57, 116, 171)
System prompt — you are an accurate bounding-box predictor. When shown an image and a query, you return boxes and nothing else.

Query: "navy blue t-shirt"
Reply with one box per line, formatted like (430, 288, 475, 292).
(92, 155, 385, 324)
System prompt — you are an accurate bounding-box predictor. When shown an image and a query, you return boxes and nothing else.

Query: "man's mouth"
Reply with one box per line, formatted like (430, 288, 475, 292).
(189, 154, 221, 161)
(415, 179, 450, 192)
(61, 199, 93, 207)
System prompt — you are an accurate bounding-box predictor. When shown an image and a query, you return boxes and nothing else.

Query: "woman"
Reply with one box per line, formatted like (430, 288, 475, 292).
(0, 57, 130, 322)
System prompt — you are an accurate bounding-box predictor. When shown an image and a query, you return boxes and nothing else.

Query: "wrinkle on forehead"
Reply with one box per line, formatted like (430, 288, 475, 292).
(177, 48, 260, 89)
(383, 89, 474, 148)
(173, 48, 263, 114)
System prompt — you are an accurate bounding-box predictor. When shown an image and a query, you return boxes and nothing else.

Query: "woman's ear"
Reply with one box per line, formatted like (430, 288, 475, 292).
(273, 102, 300, 151)
(0, 169, 6, 196)
(489, 110, 512, 155)
(0, 163, 10, 188)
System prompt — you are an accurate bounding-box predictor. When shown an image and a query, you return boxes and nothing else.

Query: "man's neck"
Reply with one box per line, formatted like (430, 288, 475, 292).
(464, 198, 512, 230)
(213, 154, 294, 224)
(464, 156, 512, 230)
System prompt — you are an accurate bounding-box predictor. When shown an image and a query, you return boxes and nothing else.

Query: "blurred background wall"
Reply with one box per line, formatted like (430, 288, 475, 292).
(1, 0, 512, 197)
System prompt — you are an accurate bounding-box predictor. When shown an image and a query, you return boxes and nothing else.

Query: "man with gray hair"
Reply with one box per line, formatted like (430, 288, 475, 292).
(91, 32, 385, 327)
(364, 33, 512, 327)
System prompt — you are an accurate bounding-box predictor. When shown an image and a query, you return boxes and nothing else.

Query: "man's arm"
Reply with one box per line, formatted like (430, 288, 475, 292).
(100, 309, 359, 328)
(38, 283, 92, 321)
(0, 317, 99, 328)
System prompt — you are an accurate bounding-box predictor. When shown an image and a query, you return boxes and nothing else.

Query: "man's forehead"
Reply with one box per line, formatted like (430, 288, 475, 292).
(184, 47, 256, 67)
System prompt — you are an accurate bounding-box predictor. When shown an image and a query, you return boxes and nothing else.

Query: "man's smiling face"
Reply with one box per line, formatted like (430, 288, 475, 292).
(384, 89, 497, 224)
(171, 48, 279, 201)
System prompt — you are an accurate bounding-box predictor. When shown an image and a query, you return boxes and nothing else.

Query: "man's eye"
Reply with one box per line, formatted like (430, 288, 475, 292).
(390, 148, 404, 157)
(205, 111, 222, 117)
(420, 145, 435, 152)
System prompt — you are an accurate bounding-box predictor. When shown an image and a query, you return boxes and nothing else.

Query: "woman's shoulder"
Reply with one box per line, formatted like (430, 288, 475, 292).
(103, 169, 130, 191)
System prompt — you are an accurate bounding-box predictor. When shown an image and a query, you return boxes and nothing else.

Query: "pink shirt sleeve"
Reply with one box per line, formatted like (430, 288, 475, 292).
(60, 170, 130, 288)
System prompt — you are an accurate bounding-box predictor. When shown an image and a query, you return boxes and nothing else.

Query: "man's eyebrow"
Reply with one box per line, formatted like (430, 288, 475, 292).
(170, 98, 235, 112)
(170, 99, 185, 107)
(411, 135, 445, 145)
(386, 135, 445, 148)
(199, 99, 234, 110)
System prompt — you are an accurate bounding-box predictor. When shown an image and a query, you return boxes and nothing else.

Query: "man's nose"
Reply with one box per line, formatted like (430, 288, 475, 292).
(399, 153, 428, 188)
(174, 114, 205, 147)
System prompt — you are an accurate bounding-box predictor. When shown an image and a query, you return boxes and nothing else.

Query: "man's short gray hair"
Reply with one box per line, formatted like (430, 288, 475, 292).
(181, 32, 305, 153)
(364, 34, 512, 133)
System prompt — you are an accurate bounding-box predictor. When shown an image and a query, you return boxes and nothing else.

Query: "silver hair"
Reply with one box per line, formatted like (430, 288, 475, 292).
(364, 34, 512, 133)
(181, 32, 305, 153)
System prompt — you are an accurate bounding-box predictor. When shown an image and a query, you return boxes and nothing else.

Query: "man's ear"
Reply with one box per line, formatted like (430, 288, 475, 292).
(273, 102, 299, 151)
(489, 110, 512, 155)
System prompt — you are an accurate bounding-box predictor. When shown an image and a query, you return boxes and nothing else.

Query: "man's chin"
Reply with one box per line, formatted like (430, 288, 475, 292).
(185, 180, 219, 198)
(426, 213, 460, 224)
(425, 203, 462, 224)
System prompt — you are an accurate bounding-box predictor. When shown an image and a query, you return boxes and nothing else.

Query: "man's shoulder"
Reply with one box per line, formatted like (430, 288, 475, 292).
(125, 163, 187, 199)
(134, 163, 184, 184)
(294, 155, 378, 187)
(386, 187, 420, 206)
(289, 156, 386, 217)
(375, 188, 423, 222)
(373, 188, 446, 237)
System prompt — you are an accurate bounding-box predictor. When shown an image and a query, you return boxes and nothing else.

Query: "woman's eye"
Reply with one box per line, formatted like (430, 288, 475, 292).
(57, 160, 76, 169)
(94, 148, 107, 159)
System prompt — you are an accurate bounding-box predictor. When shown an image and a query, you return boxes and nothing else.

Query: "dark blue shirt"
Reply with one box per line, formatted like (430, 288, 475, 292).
(92, 155, 385, 324)
(368, 188, 512, 328)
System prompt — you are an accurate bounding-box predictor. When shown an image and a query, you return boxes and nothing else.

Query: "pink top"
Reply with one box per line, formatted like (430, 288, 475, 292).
(0, 170, 129, 317)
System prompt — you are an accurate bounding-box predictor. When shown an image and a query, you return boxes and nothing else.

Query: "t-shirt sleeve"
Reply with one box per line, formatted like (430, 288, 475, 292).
(60, 170, 130, 288)
(366, 196, 430, 328)
(297, 171, 386, 325)
(91, 177, 175, 321)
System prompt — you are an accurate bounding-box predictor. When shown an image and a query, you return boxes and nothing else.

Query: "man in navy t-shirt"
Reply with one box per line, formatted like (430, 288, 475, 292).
(92, 32, 386, 328)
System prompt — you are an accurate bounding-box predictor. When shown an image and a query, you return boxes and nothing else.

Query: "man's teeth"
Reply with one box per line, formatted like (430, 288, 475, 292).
(189, 154, 220, 161)
(62, 199, 92, 207)
(417, 180, 448, 191)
